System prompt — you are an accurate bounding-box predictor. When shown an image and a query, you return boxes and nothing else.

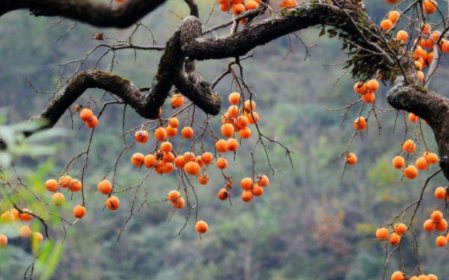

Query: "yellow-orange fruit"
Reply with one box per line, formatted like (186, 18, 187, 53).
(0, 234, 7, 247)
(367, 79, 380, 92)
(417, 71, 424, 82)
(376, 227, 389, 240)
(19, 209, 33, 222)
(80, 108, 93, 121)
(166, 125, 177, 138)
(198, 174, 209, 185)
(229, 92, 241, 105)
(154, 127, 167, 142)
(31, 232, 43, 244)
(216, 139, 228, 153)
(73, 205, 86, 219)
(1, 211, 14, 224)
(181, 127, 194, 139)
(436, 235, 447, 247)
(389, 233, 401, 245)
(416, 157, 428, 170)
(19, 225, 32, 238)
(220, 3, 231, 11)
(246, 0, 259, 9)
(171, 93, 184, 108)
(251, 184, 264, 196)
(354, 117, 367, 130)
(217, 189, 229, 200)
(258, 175, 269, 187)
(415, 61, 423, 71)
(428, 275, 438, 280)
(59, 175, 72, 188)
(168, 190, 181, 203)
(241, 190, 253, 202)
(45, 179, 59, 192)
(239, 127, 252, 139)
(427, 153, 439, 164)
(402, 140, 416, 153)
(346, 153, 357, 165)
(144, 154, 157, 168)
(70, 179, 82, 192)
(392, 156, 405, 169)
(436, 219, 448, 231)
(388, 11, 400, 24)
(247, 111, 259, 124)
(228, 105, 239, 118)
(396, 30, 408, 44)
(431, 210, 444, 222)
(216, 157, 228, 169)
(10, 209, 19, 221)
(169, 117, 179, 128)
(195, 220, 209, 233)
(236, 116, 249, 128)
(424, 219, 436, 231)
(131, 153, 145, 167)
(221, 123, 235, 138)
(404, 165, 418, 179)
(226, 138, 239, 152)
(394, 223, 407, 235)
(435, 187, 447, 200)
(52, 192, 65, 206)
(419, 275, 430, 280)
(362, 92, 375, 103)
(98, 180, 112, 195)
(174, 156, 186, 169)
(423, 0, 437, 14)
(409, 113, 420, 123)
(184, 161, 200, 175)
(163, 152, 175, 163)
(106, 196, 120, 210)
(380, 19, 394, 32)
(183, 152, 195, 162)
(160, 142, 172, 153)
(202, 152, 213, 165)
(244, 100, 256, 112)
(232, 3, 246, 15)
(241, 178, 254, 191)
(172, 197, 185, 209)
(135, 130, 149, 143)
(391, 271, 404, 280)
(85, 116, 98, 128)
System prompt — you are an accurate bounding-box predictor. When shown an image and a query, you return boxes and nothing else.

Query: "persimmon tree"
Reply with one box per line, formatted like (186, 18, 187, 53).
(1, 0, 449, 279)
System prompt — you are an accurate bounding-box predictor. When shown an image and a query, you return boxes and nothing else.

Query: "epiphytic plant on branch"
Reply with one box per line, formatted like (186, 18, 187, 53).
(1, 0, 449, 279)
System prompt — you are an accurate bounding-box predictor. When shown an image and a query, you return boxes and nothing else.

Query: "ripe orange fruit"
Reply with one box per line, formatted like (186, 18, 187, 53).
(232, 3, 246, 15)
(221, 123, 235, 138)
(436, 235, 447, 247)
(239, 127, 252, 139)
(388, 11, 400, 24)
(402, 140, 416, 153)
(10, 209, 19, 221)
(376, 227, 389, 240)
(172, 197, 185, 209)
(236, 116, 249, 128)
(184, 161, 200, 175)
(258, 175, 269, 187)
(171, 93, 184, 108)
(229, 92, 241, 105)
(424, 219, 436, 231)
(416, 157, 428, 170)
(154, 127, 167, 141)
(73, 205, 86, 219)
(436, 219, 448, 231)
(216, 158, 228, 169)
(31, 232, 44, 244)
(391, 271, 404, 280)
(427, 153, 439, 164)
(144, 154, 157, 168)
(246, 0, 259, 9)
(106, 196, 120, 210)
(241, 178, 254, 191)
(198, 174, 209, 185)
(168, 190, 181, 203)
(1, 211, 14, 224)
(435, 187, 447, 200)
(247, 111, 259, 124)
(396, 30, 408, 44)
(163, 152, 175, 163)
(415, 61, 423, 70)
(195, 220, 209, 234)
(241, 190, 253, 202)
(216, 139, 228, 153)
(251, 184, 264, 196)
(244, 100, 256, 112)
(228, 105, 239, 118)
(380, 19, 394, 32)
(389, 233, 401, 245)
(346, 153, 357, 165)
(174, 156, 186, 169)
(417, 71, 424, 82)
(431, 210, 444, 222)
(226, 138, 239, 152)
(85, 116, 98, 128)
(70, 179, 82, 192)
(392, 156, 405, 169)
(59, 175, 72, 188)
(131, 153, 145, 167)
(45, 179, 59, 192)
(218, 189, 229, 200)
(183, 152, 195, 162)
(404, 165, 418, 179)
(202, 152, 213, 165)
(52, 193, 65, 206)
(394, 223, 407, 235)
(166, 125, 177, 138)
(428, 275, 438, 280)
(80, 108, 93, 121)
(409, 113, 420, 123)
(98, 180, 112, 195)
(353, 117, 367, 130)
(0, 234, 7, 247)
(367, 79, 380, 92)
(181, 127, 194, 139)
(423, 0, 437, 14)
(220, 3, 231, 11)
(169, 117, 179, 128)
(418, 275, 430, 280)
(362, 92, 375, 103)
(160, 142, 172, 153)
(19, 209, 33, 221)
(19, 225, 32, 238)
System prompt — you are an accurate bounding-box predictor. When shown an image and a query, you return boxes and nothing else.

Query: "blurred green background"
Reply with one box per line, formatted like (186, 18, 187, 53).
(1, 0, 449, 279)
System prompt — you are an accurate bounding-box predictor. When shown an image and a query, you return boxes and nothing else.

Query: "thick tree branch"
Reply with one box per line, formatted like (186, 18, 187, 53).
(0, 0, 167, 28)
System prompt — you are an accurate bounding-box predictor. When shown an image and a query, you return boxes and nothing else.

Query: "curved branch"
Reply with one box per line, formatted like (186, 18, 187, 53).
(1, 0, 167, 28)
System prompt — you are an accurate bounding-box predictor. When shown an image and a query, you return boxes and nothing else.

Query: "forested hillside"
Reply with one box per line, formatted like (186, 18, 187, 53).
(1, 1, 449, 279)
